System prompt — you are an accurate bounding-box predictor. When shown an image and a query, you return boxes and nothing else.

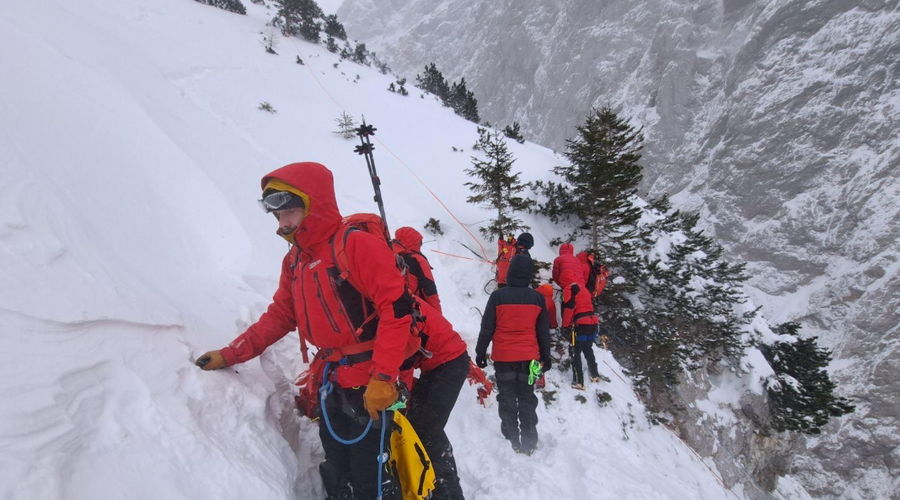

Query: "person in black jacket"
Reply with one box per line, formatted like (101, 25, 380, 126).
(475, 254, 551, 455)
(515, 232, 534, 257)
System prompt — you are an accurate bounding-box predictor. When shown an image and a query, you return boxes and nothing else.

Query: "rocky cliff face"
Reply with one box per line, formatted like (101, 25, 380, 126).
(337, 0, 900, 498)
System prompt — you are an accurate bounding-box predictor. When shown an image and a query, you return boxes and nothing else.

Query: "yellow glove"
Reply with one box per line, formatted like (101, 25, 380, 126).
(363, 377, 398, 420)
(196, 350, 227, 371)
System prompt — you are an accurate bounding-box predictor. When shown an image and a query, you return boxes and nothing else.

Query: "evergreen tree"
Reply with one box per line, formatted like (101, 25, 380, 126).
(396, 78, 409, 96)
(464, 130, 533, 240)
(323, 14, 347, 40)
(352, 42, 368, 65)
(195, 0, 246, 14)
(448, 78, 470, 114)
(325, 35, 338, 53)
(333, 111, 356, 139)
(764, 323, 855, 434)
(415, 62, 450, 101)
(623, 210, 752, 401)
(276, 0, 323, 42)
(459, 87, 480, 123)
(541, 106, 644, 253)
(504, 122, 525, 143)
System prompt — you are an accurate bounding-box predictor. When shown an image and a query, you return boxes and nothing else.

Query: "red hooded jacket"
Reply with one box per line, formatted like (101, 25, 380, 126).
(561, 283, 599, 328)
(393, 227, 442, 313)
(576, 252, 591, 285)
(495, 236, 517, 286)
(552, 243, 584, 289)
(221, 162, 424, 388)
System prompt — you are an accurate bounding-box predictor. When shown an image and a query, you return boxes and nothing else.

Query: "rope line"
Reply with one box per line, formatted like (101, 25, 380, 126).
(429, 249, 493, 264)
(286, 35, 490, 262)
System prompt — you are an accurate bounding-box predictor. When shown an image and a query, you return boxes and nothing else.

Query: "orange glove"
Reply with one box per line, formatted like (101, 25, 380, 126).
(363, 377, 398, 420)
(196, 350, 227, 371)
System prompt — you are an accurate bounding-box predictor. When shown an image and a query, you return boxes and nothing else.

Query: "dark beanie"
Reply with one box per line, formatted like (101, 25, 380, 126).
(516, 232, 534, 249)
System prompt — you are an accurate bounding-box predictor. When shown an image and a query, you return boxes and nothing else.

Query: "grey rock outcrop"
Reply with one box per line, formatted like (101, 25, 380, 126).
(338, 0, 900, 498)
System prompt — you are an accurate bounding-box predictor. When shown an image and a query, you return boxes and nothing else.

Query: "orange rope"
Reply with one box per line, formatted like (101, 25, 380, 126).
(429, 249, 493, 264)
(287, 36, 490, 262)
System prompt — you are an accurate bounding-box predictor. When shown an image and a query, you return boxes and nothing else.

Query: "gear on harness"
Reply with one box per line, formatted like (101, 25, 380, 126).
(527, 359, 544, 386)
(466, 359, 494, 406)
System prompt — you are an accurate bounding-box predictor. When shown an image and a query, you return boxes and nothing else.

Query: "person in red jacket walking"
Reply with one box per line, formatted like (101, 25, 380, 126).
(561, 282, 601, 390)
(392, 226, 442, 312)
(195, 162, 469, 500)
(552, 242, 585, 289)
(475, 254, 551, 455)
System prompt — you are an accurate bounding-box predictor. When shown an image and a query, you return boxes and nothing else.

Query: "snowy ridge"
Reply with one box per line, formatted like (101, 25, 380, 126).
(0, 0, 807, 499)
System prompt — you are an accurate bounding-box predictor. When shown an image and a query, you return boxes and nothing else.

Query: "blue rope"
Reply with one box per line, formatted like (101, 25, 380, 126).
(319, 362, 391, 498)
(319, 362, 373, 445)
(376, 409, 388, 499)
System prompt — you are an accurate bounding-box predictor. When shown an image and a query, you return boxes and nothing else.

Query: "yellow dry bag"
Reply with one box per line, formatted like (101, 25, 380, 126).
(390, 411, 436, 500)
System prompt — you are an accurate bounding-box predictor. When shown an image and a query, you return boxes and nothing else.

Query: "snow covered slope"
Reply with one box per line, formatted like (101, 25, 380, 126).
(0, 1, 805, 499)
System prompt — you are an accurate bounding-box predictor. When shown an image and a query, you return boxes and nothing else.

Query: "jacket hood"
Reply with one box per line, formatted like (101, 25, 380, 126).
(559, 243, 574, 256)
(536, 283, 554, 299)
(507, 254, 533, 287)
(395, 227, 423, 252)
(261, 162, 342, 251)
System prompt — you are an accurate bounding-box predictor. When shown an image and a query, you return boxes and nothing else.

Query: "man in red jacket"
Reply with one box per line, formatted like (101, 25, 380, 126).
(393, 226, 442, 312)
(195, 162, 468, 500)
(561, 282, 601, 390)
(552, 242, 584, 289)
(475, 254, 551, 455)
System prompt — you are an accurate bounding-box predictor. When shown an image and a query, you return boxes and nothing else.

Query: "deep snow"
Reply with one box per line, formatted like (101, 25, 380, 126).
(0, 1, 810, 499)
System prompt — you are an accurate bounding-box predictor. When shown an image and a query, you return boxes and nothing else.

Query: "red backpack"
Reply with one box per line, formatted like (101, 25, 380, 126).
(495, 236, 518, 285)
(294, 214, 422, 418)
(585, 253, 609, 298)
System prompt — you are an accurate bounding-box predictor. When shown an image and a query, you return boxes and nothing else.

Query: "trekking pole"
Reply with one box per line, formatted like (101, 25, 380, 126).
(354, 117, 392, 244)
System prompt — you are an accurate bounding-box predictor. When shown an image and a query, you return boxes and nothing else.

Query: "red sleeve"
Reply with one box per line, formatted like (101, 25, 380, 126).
(221, 252, 296, 366)
(345, 231, 414, 382)
(552, 257, 561, 284)
(546, 296, 558, 329)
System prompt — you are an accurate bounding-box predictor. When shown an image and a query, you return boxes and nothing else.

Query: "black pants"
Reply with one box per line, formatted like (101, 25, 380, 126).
(572, 324, 600, 385)
(319, 386, 397, 500)
(407, 352, 469, 500)
(494, 361, 539, 453)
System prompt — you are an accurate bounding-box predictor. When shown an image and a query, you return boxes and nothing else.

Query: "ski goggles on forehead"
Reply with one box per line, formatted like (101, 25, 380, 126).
(258, 191, 298, 213)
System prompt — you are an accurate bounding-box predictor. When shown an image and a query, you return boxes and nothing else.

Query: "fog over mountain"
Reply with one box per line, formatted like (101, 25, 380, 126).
(337, 1, 900, 498)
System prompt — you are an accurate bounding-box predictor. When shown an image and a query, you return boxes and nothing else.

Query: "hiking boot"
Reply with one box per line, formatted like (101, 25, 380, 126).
(590, 376, 600, 383)
(571, 383, 586, 391)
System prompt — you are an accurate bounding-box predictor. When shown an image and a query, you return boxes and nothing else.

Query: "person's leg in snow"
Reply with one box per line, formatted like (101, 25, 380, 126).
(571, 341, 585, 387)
(407, 352, 469, 500)
(494, 362, 522, 451)
(319, 387, 398, 500)
(580, 325, 600, 381)
(516, 366, 539, 454)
